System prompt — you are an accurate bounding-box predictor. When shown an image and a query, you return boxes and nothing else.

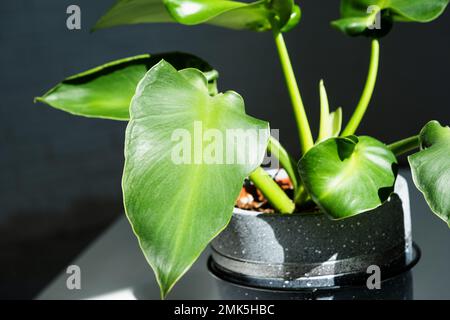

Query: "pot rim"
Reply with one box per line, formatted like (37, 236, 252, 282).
(236, 170, 408, 218)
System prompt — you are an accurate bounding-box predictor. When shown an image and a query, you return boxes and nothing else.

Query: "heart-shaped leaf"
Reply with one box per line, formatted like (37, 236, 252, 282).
(298, 135, 398, 219)
(123, 60, 269, 297)
(332, 0, 449, 37)
(35, 53, 216, 120)
(409, 121, 450, 227)
(93, 0, 300, 32)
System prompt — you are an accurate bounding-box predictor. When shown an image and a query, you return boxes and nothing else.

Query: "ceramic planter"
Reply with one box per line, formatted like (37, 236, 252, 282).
(209, 175, 420, 299)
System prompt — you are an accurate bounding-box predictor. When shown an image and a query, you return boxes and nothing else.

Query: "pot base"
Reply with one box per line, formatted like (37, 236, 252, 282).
(208, 243, 420, 299)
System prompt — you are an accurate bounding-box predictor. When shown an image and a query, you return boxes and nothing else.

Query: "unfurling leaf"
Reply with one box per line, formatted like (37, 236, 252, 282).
(316, 80, 342, 142)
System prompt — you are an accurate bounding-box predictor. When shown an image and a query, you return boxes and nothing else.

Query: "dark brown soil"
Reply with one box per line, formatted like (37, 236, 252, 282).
(235, 170, 293, 213)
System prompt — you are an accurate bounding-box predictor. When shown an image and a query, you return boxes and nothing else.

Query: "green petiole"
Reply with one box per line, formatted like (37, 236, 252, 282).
(341, 38, 380, 136)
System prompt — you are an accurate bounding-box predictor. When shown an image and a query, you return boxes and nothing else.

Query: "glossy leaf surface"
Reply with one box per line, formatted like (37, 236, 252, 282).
(298, 135, 398, 219)
(35, 53, 216, 120)
(332, 0, 449, 37)
(94, 0, 300, 32)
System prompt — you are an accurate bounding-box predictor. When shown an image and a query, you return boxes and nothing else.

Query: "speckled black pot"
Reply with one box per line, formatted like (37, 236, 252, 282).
(209, 175, 419, 295)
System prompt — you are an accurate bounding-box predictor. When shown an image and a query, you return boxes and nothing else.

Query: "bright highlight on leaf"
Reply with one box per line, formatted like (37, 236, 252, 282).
(93, 0, 301, 32)
(298, 135, 398, 219)
(409, 121, 450, 227)
(122, 60, 270, 298)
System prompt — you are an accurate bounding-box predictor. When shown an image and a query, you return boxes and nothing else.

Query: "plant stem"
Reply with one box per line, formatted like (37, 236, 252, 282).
(341, 39, 380, 136)
(274, 31, 314, 155)
(388, 135, 420, 156)
(249, 167, 295, 214)
(267, 136, 299, 190)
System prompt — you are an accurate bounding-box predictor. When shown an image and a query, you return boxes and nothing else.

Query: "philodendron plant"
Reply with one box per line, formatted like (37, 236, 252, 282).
(36, 0, 450, 298)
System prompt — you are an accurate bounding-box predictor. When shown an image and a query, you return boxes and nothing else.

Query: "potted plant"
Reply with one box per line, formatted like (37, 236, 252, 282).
(35, 0, 449, 299)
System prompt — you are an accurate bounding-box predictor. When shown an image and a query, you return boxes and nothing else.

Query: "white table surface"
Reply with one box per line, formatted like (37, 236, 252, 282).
(37, 170, 450, 300)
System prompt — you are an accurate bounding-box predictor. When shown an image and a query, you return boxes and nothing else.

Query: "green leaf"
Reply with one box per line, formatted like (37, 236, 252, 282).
(123, 60, 270, 297)
(408, 121, 450, 227)
(317, 80, 342, 142)
(35, 52, 216, 120)
(332, 0, 449, 37)
(298, 135, 398, 219)
(93, 0, 173, 31)
(94, 0, 271, 31)
(93, 0, 301, 32)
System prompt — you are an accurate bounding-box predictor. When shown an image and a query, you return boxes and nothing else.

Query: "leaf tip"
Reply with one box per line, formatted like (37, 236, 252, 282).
(33, 96, 45, 104)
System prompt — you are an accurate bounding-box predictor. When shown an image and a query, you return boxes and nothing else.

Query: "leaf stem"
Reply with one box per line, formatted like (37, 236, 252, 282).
(274, 31, 314, 155)
(388, 135, 420, 156)
(267, 136, 300, 190)
(341, 39, 380, 136)
(249, 167, 295, 214)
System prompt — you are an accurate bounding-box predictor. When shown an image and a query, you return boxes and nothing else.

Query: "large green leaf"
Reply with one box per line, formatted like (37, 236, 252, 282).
(298, 135, 398, 219)
(409, 121, 450, 227)
(332, 0, 449, 37)
(123, 60, 270, 297)
(93, 0, 300, 32)
(35, 53, 216, 120)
